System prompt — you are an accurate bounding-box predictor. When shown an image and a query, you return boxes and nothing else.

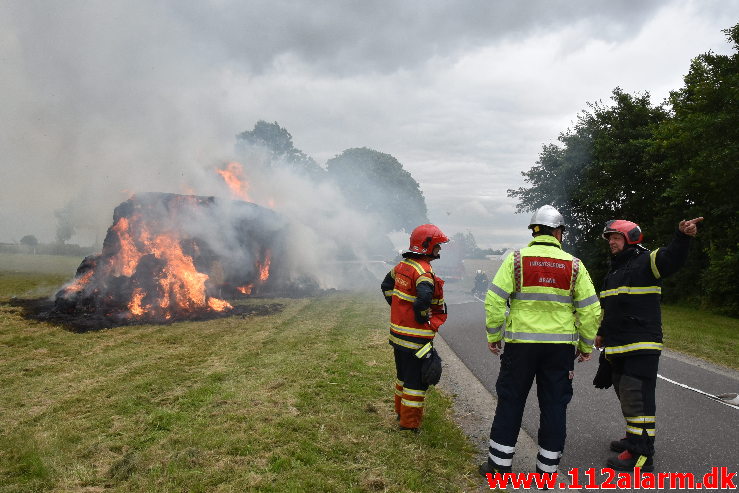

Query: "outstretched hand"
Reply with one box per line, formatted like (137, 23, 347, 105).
(679, 217, 704, 237)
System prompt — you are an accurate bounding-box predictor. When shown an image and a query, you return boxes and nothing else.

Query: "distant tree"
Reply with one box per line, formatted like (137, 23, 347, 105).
(54, 206, 75, 244)
(236, 121, 324, 179)
(452, 231, 487, 259)
(20, 235, 38, 248)
(326, 147, 429, 233)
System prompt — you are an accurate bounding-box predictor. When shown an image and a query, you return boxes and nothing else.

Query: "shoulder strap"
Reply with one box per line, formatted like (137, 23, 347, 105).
(513, 250, 522, 292)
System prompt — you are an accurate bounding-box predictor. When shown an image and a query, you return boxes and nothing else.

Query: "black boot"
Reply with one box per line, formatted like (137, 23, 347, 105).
(606, 450, 654, 472)
(479, 460, 511, 477)
(609, 437, 628, 453)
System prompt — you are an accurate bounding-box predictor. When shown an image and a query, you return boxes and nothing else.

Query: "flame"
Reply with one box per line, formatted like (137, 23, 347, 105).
(129, 288, 145, 316)
(216, 162, 251, 201)
(237, 284, 253, 294)
(63, 269, 94, 294)
(258, 251, 271, 281)
(103, 215, 232, 318)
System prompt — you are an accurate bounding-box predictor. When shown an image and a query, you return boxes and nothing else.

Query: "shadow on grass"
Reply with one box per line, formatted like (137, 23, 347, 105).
(4, 297, 286, 333)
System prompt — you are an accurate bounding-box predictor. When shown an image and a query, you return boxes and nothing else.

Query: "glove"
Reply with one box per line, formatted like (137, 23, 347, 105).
(414, 309, 430, 324)
(592, 351, 612, 389)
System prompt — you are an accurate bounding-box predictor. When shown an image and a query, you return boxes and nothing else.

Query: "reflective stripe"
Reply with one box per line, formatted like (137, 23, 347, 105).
(383, 290, 394, 297)
(431, 298, 444, 305)
(536, 461, 558, 473)
(574, 294, 599, 308)
(627, 426, 655, 436)
(403, 388, 426, 397)
(395, 378, 403, 386)
(390, 269, 396, 279)
(538, 448, 561, 460)
(487, 323, 504, 335)
(579, 336, 595, 346)
(650, 249, 661, 279)
(489, 453, 513, 467)
(490, 440, 516, 454)
(416, 275, 434, 287)
(513, 250, 522, 292)
(626, 416, 655, 423)
(570, 257, 580, 298)
(392, 289, 416, 302)
(394, 388, 403, 396)
(511, 292, 573, 303)
(414, 342, 432, 358)
(506, 331, 577, 342)
(488, 283, 510, 300)
(388, 335, 423, 350)
(401, 398, 424, 408)
(402, 259, 426, 275)
(600, 286, 662, 297)
(606, 342, 664, 354)
(390, 322, 435, 338)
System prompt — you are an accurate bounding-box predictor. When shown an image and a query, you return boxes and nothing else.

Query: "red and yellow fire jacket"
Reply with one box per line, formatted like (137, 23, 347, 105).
(381, 257, 446, 352)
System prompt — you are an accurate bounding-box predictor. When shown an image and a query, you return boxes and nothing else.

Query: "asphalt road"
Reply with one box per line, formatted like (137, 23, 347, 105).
(440, 294, 739, 485)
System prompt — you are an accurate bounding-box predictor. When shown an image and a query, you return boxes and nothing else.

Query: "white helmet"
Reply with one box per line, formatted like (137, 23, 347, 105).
(528, 205, 566, 231)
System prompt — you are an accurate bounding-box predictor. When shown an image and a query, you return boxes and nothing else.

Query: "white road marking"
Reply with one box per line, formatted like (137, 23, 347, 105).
(657, 374, 739, 410)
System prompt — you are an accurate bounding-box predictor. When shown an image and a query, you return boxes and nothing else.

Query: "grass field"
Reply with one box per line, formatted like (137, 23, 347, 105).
(0, 263, 478, 492)
(662, 304, 738, 370)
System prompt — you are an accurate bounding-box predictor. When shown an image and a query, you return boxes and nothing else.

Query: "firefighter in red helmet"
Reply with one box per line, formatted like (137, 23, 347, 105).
(595, 216, 703, 471)
(380, 224, 449, 432)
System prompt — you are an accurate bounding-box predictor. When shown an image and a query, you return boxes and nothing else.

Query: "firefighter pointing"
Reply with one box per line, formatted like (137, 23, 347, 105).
(380, 224, 449, 433)
(480, 205, 601, 476)
(595, 216, 703, 472)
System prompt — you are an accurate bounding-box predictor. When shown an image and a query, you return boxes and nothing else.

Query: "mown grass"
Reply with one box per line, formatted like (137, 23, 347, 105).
(662, 304, 738, 370)
(0, 270, 478, 492)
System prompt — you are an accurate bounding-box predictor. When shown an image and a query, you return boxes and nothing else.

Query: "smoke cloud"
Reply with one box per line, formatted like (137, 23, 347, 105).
(1, 0, 735, 253)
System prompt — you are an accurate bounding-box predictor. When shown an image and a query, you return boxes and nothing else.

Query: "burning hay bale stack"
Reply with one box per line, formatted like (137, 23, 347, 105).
(55, 192, 290, 324)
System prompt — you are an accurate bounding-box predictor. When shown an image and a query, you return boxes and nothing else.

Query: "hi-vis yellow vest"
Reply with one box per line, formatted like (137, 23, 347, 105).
(485, 235, 600, 353)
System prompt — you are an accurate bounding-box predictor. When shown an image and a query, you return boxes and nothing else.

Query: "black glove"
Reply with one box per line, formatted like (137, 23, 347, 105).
(592, 351, 612, 389)
(414, 309, 430, 324)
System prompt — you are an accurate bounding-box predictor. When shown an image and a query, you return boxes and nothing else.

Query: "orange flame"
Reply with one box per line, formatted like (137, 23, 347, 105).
(216, 162, 251, 201)
(236, 284, 253, 295)
(105, 215, 232, 318)
(258, 251, 271, 281)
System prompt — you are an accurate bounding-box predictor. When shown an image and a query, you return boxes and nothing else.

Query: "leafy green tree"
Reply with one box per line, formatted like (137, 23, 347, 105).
(236, 121, 325, 180)
(653, 23, 739, 313)
(508, 88, 669, 282)
(326, 148, 428, 233)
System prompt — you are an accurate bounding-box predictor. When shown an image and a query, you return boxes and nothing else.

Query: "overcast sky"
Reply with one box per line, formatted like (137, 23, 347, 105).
(1, 0, 736, 249)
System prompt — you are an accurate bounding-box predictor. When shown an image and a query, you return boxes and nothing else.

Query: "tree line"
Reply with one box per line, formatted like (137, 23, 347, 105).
(509, 24, 738, 315)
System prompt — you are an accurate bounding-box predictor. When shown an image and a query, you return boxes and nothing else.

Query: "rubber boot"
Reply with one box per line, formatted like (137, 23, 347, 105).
(606, 450, 654, 472)
(610, 437, 628, 453)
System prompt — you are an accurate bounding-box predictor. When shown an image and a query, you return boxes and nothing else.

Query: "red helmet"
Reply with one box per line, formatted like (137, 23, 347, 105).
(406, 224, 449, 256)
(602, 219, 643, 244)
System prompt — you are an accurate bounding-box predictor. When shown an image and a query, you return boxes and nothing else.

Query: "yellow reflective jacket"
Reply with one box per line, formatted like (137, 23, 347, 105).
(485, 235, 600, 354)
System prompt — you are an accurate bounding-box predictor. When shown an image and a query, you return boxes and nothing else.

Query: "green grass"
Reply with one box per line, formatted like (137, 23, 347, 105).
(662, 304, 738, 370)
(0, 271, 478, 492)
(0, 253, 84, 276)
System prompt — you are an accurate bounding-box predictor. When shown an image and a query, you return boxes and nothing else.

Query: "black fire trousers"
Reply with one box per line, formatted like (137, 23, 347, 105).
(488, 343, 575, 472)
(609, 353, 659, 457)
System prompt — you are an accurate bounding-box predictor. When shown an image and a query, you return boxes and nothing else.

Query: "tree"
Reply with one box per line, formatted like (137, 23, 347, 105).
(508, 88, 669, 282)
(653, 23, 739, 313)
(452, 231, 487, 259)
(20, 235, 38, 248)
(235, 121, 324, 180)
(55, 205, 75, 244)
(326, 147, 429, 233)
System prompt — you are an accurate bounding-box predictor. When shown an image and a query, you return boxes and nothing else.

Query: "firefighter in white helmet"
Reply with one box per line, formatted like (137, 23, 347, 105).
(480, 205, 600, 476)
